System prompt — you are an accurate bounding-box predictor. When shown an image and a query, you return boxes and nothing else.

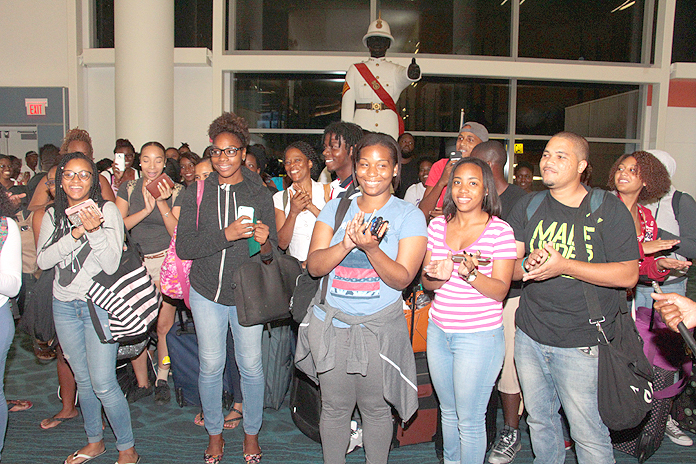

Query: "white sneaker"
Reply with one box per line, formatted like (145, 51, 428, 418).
(665, 417, 693, 446)
(347, 420, 363, 454)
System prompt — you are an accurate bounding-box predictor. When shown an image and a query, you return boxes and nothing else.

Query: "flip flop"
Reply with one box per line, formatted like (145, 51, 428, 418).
(114, 457, 140, 464)
(40, 414, 77, 430)
(194, 411, 205, 427)
(64, 448, 106, 464)
(7, 399, 33, 412)
(223, 407, 243, 429)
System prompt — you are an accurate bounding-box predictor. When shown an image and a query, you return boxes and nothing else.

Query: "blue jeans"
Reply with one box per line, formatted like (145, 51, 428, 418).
(426, 323, 504, 464)
(189, 287, 264, 435)
(0, 301, 14, 461)
(515, 329, 614, 464)
(635, 279, 687, 310)
(52, 298, 134, 451)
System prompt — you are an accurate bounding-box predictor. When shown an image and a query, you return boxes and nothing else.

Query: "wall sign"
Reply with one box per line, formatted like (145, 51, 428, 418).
(25, 98, 48, 116)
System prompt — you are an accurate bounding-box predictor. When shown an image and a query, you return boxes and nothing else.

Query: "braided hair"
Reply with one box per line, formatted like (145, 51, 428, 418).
(49, 152, 104, 244)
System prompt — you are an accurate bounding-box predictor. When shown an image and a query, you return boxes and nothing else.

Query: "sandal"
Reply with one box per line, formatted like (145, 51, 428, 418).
(194, 411, 205, 427)
(223, 407, 243, 430)
(243, 451, 263, 463)
(203, 441, 224, 464)
(40, 414, 77, 430)
(7, 399, 33, 412)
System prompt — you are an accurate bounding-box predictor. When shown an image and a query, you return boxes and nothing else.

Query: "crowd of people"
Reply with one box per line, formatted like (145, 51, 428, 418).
(1, 113, 695, 464)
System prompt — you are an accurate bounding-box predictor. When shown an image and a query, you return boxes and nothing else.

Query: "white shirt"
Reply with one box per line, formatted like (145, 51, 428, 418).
(273, 180, 327, 261)
(404, 182, 426, 206)
(0, 218, 22, 306)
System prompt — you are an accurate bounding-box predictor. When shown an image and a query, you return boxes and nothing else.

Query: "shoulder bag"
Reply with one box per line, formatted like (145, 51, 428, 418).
(573, 189, 654, 431)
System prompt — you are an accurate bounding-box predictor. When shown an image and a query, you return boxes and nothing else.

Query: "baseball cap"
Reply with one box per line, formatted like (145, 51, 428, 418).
(460, 122, 489, 142)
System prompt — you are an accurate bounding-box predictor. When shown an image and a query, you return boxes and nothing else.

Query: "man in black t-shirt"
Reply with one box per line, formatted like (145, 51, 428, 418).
(507, 132, 639, 464)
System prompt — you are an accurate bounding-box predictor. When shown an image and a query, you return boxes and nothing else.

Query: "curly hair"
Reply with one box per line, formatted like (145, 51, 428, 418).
(60, 128, 93, 159)
(442, 158, 501, 221)
(607, 151, 671, 202)
(284, 141, 322, 180)
(49, 152, 104, 245)
(208, 113, 250, 147)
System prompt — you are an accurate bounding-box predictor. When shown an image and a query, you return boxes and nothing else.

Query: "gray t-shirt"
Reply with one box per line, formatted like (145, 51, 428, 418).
(117, 178, 183, 254)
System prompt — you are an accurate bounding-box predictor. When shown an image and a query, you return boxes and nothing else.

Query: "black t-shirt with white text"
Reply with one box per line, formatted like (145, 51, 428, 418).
(507, 190, 639, 348)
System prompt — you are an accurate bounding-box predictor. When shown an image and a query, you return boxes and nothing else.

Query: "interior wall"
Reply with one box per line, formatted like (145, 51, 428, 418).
(173, 67, 213, 155)
(0, 1, 70, 87)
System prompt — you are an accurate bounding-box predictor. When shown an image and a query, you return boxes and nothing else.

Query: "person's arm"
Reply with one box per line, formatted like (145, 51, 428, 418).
(461, 254, 515, 302)
(418, 160, 451, 219)
(27, 175, 50, 212)
(340, 65, 357, 123)
(0, 219, 22, 298)
(155, 182, 178, 236)
(99, 175, 116, 202)
(36, 208, 84, 270)
(276, 189, 310, 251)
(254, 188, 278, 259)
(521, 242, 639, 288)
(82, 203, 124, 275)
(652, 292, 696, 331)
(512, 241, 527, 281)
(32, 208, 45, 245)
(116, 188, 156, 231)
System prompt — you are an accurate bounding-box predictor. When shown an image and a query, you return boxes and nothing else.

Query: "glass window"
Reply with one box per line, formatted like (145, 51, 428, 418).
(233, 0, 369, 51)
(514, 140, 637, 190)
(673, 0, 696, 63)
(93, 0, 212, 49)
(234, 73, 508, 135)
(377, 0, 510, 56)
(519, 1, 650, 62)
(516, 81, 640, 138)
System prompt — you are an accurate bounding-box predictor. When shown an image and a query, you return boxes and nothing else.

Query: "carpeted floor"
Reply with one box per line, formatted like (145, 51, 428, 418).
(3, 331, 695, 464)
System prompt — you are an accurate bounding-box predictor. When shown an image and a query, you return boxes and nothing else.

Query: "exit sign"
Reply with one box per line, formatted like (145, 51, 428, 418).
(25, 98, 48, 116)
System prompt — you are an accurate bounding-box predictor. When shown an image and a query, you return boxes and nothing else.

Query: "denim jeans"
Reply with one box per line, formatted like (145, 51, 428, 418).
(635, 279, 687, 311)
(426, 323, 504, 464)
(0, 301, 14, 461)
(52, 298, 134, 451)
(189, 287, 264, 436)
(515, 329, 614, 464)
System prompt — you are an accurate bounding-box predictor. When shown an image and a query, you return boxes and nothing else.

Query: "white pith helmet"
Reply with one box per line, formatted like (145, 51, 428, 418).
(362, 16, 394, 48)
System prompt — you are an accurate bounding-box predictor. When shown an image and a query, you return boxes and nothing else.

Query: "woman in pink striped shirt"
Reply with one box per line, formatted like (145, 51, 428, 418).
(422, 157, 516, 464)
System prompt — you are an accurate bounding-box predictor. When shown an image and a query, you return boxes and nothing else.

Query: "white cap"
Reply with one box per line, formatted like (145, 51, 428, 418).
(362, 18, 394, 48)
(646, 149, 676, 178)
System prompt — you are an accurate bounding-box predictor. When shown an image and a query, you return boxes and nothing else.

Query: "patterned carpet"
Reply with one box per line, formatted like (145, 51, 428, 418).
(3, 331, 695, 464)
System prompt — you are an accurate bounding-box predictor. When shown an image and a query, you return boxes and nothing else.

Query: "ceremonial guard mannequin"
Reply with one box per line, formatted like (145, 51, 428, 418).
(341, 16, 421, 140)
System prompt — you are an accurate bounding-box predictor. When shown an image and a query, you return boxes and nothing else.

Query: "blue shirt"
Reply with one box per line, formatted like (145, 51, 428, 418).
(313, 195, 427, 327)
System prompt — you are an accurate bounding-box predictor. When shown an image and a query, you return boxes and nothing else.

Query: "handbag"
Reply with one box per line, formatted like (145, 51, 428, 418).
(233, 247, 303, 327)
(572, 190, 654, 431)
(289, 195, 353, 323)
(18, 267, 57, 345)
(87, 228, 161, 345)
(160, 180, 204, 307)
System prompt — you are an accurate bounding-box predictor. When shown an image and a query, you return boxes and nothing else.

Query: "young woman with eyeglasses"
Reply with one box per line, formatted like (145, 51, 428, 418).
(176, 112, 277, 464)
(37, 152, 140, 464)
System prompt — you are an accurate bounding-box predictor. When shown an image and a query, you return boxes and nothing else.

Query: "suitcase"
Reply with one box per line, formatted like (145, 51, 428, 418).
(262, 319, 296, 410)
(166, 310, 240, 409)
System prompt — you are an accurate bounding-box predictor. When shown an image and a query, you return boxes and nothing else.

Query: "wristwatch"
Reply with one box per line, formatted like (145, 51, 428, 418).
(467, 268, 478, 283)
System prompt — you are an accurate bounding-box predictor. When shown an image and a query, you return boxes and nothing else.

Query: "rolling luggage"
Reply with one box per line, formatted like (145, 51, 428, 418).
(166, 309, 239, 409)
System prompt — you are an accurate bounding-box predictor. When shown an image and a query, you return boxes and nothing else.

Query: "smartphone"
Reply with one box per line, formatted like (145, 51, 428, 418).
(65, 199, 103, 227)
(145, 173, 175, 199)
(114, 152, 126, 171)
(237, 206, 255, 224)
(449, 151, 462, 162)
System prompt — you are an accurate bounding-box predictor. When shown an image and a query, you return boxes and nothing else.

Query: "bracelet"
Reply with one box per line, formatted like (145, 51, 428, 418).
(85, 224, 102, 233)
(521, 256, 528, 271)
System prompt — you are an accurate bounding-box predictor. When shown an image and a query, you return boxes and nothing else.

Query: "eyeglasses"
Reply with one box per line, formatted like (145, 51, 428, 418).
(63, 170, 93, 181)
(45, 180, 55, 186)
(210, 147, 242, 158)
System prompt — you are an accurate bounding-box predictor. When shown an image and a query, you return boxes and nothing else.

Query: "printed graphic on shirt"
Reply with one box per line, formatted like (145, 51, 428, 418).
(529, 219, 597, 266)
(331, 248, 380, 299)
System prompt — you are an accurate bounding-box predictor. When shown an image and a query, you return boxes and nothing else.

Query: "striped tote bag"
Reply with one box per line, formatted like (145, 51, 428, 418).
(87, 231, 161, 345)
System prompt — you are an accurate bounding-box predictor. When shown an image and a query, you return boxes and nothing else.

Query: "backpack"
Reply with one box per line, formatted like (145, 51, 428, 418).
(526, 188, 606, 222)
